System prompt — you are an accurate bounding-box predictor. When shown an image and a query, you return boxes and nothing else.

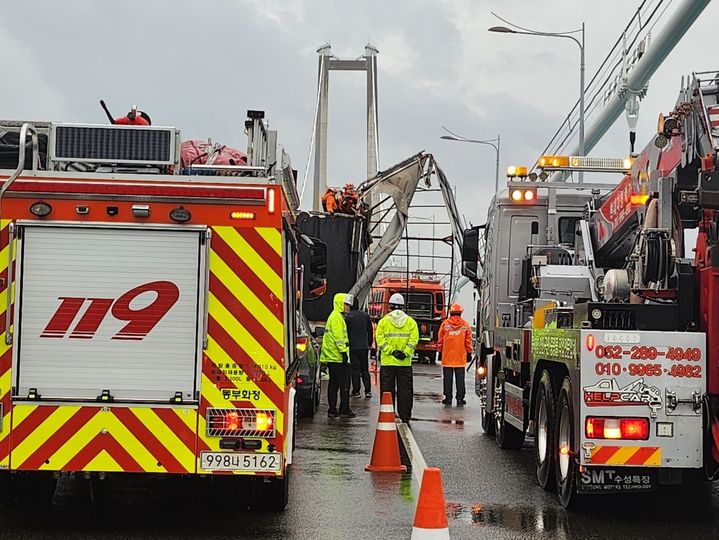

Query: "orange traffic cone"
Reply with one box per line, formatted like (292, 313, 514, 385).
(411, 467, 450, 539)
(365, 392, 407, 472)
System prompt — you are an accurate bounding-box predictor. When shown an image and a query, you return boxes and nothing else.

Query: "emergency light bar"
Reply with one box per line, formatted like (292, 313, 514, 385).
(538, 155, 634, 173)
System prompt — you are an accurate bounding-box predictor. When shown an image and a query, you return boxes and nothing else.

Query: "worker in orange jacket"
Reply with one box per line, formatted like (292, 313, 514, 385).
(321, 188, 338, 213)
(437, 303, 473, 406)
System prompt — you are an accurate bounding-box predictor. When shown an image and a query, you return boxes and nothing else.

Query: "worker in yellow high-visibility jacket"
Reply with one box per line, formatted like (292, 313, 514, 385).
(376, 293, 419, 424)
(320, 293, 355, 418)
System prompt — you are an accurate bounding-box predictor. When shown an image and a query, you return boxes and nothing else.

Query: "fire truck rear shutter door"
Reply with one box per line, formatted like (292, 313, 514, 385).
(14, 224, 204, 402)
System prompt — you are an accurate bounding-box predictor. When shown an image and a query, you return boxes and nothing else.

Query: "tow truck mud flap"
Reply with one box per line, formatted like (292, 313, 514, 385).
(578, 467, 657, 494)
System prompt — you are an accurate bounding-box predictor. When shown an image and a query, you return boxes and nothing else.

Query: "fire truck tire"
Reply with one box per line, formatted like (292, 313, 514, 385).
(494, 377, 524, 450)
(0, 471, 11, 504)
(555, 378, 580, 509)
(298, 394, 317, 418)
(535, 371, 557, 491)
(13, 471, 56, 507)
(255, 466, 290, 511)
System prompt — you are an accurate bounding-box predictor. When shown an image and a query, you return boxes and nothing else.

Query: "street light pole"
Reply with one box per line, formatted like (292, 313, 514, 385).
(489, 20, 585, 183)
(440, 130, 501, 194)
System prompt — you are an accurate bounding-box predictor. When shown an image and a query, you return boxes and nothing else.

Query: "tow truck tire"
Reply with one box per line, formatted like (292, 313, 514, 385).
(555, 378, 579, 509)
(495, 376, 524, 450)
(479, 375, 494, 436)
(479, 358, 495, 435)
(535, 371, 557, 491)
(255, 466, 290, 511)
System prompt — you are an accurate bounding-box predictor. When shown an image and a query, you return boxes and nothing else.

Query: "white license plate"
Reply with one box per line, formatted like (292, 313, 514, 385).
(200, 451, 282, 472)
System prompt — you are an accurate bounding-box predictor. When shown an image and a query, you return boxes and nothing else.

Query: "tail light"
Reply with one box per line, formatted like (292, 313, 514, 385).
(296, 336, 309, 353)
(255, 411, 274, 432)
(206, 408, 277, 437)
(585, 417, 649, 440)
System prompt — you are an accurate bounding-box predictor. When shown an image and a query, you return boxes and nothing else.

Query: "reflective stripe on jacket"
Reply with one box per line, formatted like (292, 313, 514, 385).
(376, 310, 419, 367)
(437, 315, 473, 367)
(320, 293, 349, 364)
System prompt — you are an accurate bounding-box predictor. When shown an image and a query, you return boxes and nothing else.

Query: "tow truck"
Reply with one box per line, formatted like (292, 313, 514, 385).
(462, 72, 719, 507)
(0, 110, 327, 510)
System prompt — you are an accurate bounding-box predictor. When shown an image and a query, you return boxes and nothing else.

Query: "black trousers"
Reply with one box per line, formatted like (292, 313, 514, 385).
(443, 367, 466, 401)
(380, 364, 413, 422)
(350, 349, 371, 394)
(327, 362, 351, 413)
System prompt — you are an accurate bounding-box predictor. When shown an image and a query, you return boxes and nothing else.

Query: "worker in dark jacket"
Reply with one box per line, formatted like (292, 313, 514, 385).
(345, 297, 374, 398)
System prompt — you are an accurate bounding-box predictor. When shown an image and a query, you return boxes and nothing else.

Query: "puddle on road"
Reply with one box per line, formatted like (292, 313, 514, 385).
(447, 501, 570, 537)
(413, 391, 444, 402)
(411, 417, 466, 427)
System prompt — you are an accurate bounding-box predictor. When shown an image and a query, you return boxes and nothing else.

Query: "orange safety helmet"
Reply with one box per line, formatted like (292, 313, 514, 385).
(449, 303, 463, 314)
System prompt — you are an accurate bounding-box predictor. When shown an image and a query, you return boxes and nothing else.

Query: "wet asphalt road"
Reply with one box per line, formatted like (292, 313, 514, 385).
(1, 364, 719, 539)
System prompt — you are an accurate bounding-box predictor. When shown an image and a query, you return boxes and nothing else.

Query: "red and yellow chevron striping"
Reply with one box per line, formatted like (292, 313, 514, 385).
(9, 404, 198, 473)
(0, 219, 15, 470)
(590, 445, 661, 466)
(197, 225, 286, 473)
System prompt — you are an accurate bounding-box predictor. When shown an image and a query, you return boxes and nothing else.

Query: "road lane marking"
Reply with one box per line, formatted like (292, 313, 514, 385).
(397, 422, 426, 482)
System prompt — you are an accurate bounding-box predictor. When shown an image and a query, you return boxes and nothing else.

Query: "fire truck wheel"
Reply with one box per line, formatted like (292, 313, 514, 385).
(255, 466, 290, 511)
(13, 471, 56, 507)
(494, 376, 524, 450)
(298, 393, 317, 418)
(555, 377, 580, 509)
(535, 371, 557, 491)
(0, 471, 11, 504)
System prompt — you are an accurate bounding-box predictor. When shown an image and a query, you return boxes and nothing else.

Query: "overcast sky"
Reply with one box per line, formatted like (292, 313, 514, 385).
(1, 0, 716, 306)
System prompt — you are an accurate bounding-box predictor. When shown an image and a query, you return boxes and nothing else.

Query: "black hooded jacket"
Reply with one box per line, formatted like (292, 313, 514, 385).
(345, 308, 373, 351)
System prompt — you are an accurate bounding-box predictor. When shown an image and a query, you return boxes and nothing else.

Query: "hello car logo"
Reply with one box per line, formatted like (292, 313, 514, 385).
(40, 281, 180, 341)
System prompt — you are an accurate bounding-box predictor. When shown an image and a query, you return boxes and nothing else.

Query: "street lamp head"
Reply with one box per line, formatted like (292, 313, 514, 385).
(440, 135, 459, 141)
(488, 26, 515, 33)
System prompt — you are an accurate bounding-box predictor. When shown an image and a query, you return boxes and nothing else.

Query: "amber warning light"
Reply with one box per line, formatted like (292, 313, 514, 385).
(585, 334, 595, 351)
(510, 188, 536, 204)
(230, 211, 256, 220)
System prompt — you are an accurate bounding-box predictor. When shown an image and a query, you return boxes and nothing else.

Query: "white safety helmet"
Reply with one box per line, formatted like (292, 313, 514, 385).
(388, 293, 405, 307)
(343, 294, 355, 305)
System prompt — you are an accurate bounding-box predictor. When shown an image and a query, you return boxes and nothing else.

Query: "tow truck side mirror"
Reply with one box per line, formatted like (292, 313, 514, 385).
(461, 227, 481, 279)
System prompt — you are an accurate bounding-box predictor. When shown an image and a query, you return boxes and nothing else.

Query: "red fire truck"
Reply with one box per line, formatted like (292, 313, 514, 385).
(0, 111, 325, 510)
